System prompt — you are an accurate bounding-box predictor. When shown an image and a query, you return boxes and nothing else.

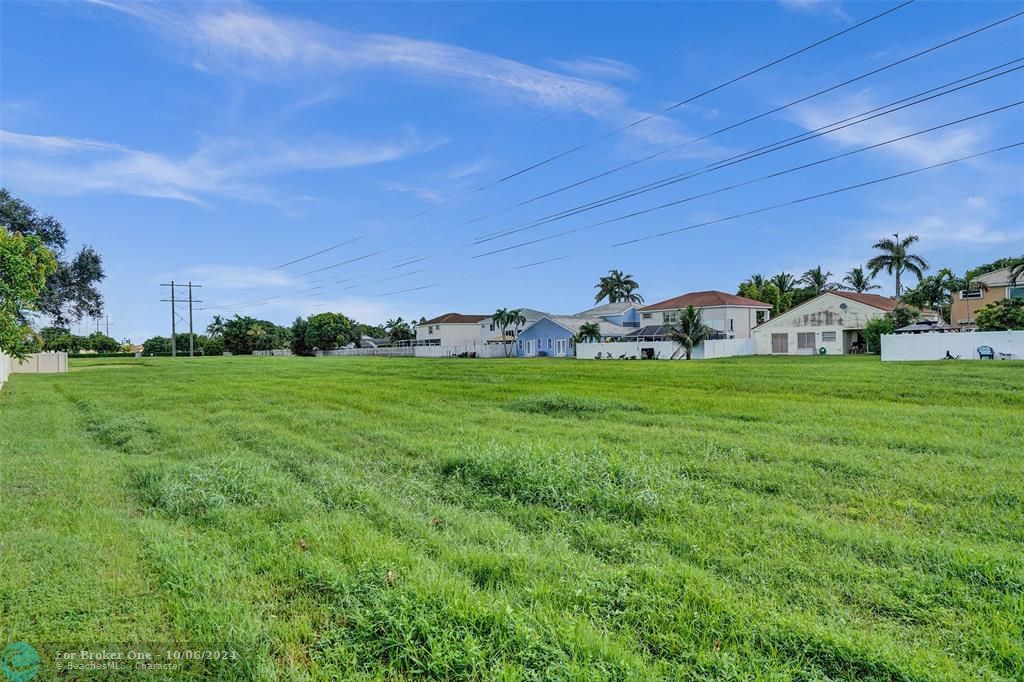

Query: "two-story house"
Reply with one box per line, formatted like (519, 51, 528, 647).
(951, 266, 1024, 330)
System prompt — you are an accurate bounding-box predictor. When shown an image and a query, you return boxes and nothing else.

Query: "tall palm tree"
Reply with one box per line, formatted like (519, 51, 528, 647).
(594, 269, 640, 304)
(867, 232, 929, 297)
(667, 305, 710, 360)
(962, 275, 989, 327)
(575, 321, 602, 344)
(385, 317, 413, 342)
(770, 272, 797, 296)
(205, 314, 225, 338)
(801, 266, 837, 294)
(493, 308, 527, 357)
(742, 273, 767, 290)
(1010, 262, 1024, 286)
(841, 267, 880, 293)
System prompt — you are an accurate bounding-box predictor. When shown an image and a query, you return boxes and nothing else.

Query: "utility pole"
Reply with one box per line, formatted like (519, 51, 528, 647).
(161, 281, 202, 358)
(104, 315, 112, 337)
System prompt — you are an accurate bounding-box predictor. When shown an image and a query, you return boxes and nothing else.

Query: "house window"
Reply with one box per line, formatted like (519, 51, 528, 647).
(556, 338, 566, 355)
(771, 333, 788, 354)
(821, 331, 837, 343)
(547, 338, 552, 349)
(960, 290, 983, 299)
(729, 318, 734, 331)
(1010, 287, 1024, 300)
(489, 323, 495, 331)
(641, 313, 653, 320)
(797, 332, 816, 349)
(663, 312, 678, 324)
(518, 340, 523, 350)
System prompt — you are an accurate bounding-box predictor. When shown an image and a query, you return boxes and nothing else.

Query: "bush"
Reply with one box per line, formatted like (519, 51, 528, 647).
(201, 337, 225, 356)
(862, 317, 894, 354)
(975, 298, 1024, 331)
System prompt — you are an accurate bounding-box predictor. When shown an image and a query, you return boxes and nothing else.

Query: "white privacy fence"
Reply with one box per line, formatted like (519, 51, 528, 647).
(576, 338, 757, 360)
(253, 349, 293, 356)
(317, 347, 415, 357)
(881, 330, 1024, 361)
(315, 343, 510, 358)
(1, 351, 69, 389)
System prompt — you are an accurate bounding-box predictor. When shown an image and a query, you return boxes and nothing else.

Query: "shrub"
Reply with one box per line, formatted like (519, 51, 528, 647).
(975, 298, 1024, 331)
(862, 318, 894, 354)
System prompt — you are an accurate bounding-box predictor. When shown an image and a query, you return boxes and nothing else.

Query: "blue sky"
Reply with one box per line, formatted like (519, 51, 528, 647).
(2, 0, 1022, 342)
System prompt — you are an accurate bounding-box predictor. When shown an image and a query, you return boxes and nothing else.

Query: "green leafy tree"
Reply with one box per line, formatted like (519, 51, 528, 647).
(975, 298, 1024, 331)
(887, 305, 921, 330)
(594, 269, 642, 304)
(862, 318, 894, 354)
(222, 316, 289, 354)
(290, 316, 312, 356)
(39, 326, 74, 351)
(1, 227, 58, 359)
(965, 255, 1024, 281)
(305, 312, 353, 351)
(668, 305, 710, 360)
(0, 188, 105, 326)
(867, 232, 928, 297)
(737, 280, 781, 322)
(86, 332, 121, 353)
(142, 336, 172, 354)
(575, 321, 602, 344)
(841, 266, 880, 293)
(201, 336, 225, 356)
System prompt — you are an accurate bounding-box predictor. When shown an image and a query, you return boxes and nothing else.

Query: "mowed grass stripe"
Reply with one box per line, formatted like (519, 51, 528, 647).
(1, 355, 1021, 680)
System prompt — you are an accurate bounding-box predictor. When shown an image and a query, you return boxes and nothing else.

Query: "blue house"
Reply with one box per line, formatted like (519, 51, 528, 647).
(515, 308, 632, 358)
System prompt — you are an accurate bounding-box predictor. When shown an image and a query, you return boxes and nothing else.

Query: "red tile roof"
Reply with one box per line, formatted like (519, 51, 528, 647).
(639, 290, 773, 311)
(420, 312, 488, 325)
(828, 290, 903, 311)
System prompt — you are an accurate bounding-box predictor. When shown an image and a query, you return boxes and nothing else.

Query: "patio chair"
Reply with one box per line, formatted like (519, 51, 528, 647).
(977, 345, 995, 360)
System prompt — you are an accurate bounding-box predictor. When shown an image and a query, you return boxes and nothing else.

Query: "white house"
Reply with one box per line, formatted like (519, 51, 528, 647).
(637, 290, 772, 339)
(415, 313, 488, 347)
(752, 291, 937, 355)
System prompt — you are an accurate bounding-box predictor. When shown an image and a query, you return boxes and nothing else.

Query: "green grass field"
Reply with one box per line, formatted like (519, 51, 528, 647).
(1, 355, 1021, 680)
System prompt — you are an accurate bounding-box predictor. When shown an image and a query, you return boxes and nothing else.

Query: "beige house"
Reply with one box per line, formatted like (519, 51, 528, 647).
(415, 313, 488, 347)
(950, 266, 1024, 330)
(638, 290, 772, 340)
(753, 291, 937, 355)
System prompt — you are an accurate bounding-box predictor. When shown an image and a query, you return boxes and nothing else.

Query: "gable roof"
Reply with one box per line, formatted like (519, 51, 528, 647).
(574, 302, 636, 316)
(523, 315, 628, 338)
(419, 312, 487, 325)
(971, 265, 1021, 287)
(827, 290, 904, 311)
(639, 290, 772, 311)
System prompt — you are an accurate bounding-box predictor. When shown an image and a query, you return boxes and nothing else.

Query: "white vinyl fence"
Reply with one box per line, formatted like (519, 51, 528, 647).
(253, 349, 293, 356)
(881, 330, 1024, 361)
(576, 338, 757, 360)
(317, 347, 415, 357)
(315, 343, 510, 358)
(0, 352, 9, 388)
(1, 351, 69, 389)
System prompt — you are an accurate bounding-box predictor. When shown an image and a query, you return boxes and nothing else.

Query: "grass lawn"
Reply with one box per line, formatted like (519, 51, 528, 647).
(1, 355, 1021, 680)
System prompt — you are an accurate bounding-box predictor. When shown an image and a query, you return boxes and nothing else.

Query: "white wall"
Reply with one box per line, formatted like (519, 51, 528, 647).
(10, 352, 68, 374)
(416, 323, 485, 346)
(576, 338, 756, 360)
(0, 352, 9, 388)
(415, 343, 507, 358)
(881, 331, 1024, 361)
(638, 305, 764, 339)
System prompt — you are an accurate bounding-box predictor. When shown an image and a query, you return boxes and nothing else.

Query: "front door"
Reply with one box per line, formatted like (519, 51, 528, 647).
(556, 338, 566, 356)
(525, 340, 534, 355)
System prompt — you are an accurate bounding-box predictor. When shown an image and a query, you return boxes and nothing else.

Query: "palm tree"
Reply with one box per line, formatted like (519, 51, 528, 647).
(867, 232, 929, 297)
(667, 305, 710, 360)
(841, 267, 880, 293)
(385, 317, 413, 342)
(205, 314, 225, 338)
(770, 272, 797, 296)
(742, 273, 767, 290)
(575, 321, 602, 344)
(594, 269, 641, 304)
(1010, 262, 1024, 286)
(493, 308, 527, 357)
(801, 266, 837, 294)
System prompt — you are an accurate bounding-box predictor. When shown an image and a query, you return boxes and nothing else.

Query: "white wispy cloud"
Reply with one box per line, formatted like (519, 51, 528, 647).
(86, 0, 628, 116)
(379, 182, 445, 204)
(551, 56, 638, 82)
(0, 128, 443, 204)
(182, 265, 300, 289)
(786, 90, 987, 165)
(777, 0, 850, 22)
(856, 194, 1020, 248)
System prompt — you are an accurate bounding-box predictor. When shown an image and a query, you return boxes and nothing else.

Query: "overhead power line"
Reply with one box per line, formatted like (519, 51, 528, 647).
(373, 142, 1023, 297)
(471, 101, 1024, 257)
(467, 8, 1024, 231)
(471, 59, 1024, 247)
(271, 0, 914, 274)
